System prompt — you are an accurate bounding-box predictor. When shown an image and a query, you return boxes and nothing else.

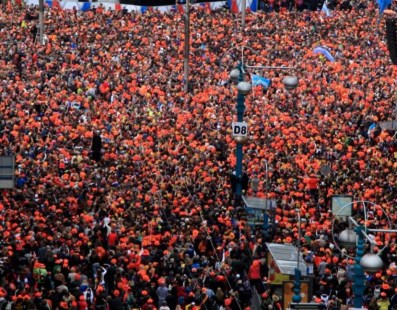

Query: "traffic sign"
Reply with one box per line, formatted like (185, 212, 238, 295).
(232, 122, 248, 137)
(319, 164, 331, 176)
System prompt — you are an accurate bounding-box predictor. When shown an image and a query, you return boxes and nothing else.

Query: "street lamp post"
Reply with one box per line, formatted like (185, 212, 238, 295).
(263, 160, 270, 233)
(230, 62, 251, 197)
(227, 46, 299, 200)
(339, 221, 384, 309)
(333, 201, 397, 310)
(292, 208, 302, 303)
(352, 225, 367, 310)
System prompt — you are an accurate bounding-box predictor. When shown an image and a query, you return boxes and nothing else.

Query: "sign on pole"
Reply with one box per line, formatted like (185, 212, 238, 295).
(0, 156, 15, 189)
(379, 120, 397, 131)
(331, 195, 353, 217)
(232, 122, 248, 137)
(242, 196, 276, 226)
(319, 164, 331, 177)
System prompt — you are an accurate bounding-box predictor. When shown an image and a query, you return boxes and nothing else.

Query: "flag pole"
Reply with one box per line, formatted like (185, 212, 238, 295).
(183, 0, 190, 93)
(241, 0, 246, 30)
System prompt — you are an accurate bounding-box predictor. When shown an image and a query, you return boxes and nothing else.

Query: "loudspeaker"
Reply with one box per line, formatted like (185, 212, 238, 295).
(386, 18, 397, 65)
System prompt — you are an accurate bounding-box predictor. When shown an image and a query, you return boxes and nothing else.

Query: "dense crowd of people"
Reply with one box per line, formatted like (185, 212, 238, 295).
(0, 0, 397, 309)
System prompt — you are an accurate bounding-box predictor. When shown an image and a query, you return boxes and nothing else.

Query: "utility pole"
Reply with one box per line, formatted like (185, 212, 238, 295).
(183, 0, 190, 93)
(39, 0, 44, 45)
(241, 0, 246, 29)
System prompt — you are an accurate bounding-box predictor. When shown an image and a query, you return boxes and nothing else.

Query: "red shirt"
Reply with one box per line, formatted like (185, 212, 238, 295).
(108, 232, 118, 247)
(304, 176, 319, 190)
(248, 263, 261, 280)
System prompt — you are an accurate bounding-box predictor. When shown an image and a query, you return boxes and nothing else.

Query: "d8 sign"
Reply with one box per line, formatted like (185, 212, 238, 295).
(232, 122, 248, 137)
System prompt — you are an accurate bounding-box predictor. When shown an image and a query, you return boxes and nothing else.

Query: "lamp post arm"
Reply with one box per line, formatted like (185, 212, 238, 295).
(348, 217, 372, 242)
(368, 228, 397, 233)
(360, 229, 376, 245)
(245, 65, 295, 70)
(348, 216, 360, 227)
(347, 216, 391, 245)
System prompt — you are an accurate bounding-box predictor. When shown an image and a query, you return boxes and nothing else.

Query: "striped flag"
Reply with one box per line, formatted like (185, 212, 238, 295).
(228, 0, 239, 13)
(177, 4, 184, 13)
(52, 0, 62, 10)
(250, 0, 258, 12)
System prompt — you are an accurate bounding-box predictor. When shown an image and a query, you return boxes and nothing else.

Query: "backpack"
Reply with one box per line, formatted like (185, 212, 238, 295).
(0, 300, 8, 310)
(14, 303, 24, 310)
(243, 280, 251, 290)
(243, 280, 252, 296)
(38, 299, 50, 310)
(126, 293, 135, 306)
(178, 296, 185, 305)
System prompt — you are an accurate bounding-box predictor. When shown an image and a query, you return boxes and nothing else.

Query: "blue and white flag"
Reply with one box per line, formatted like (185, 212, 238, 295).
(367, 123, 377, 137)
(252, 75, 271, 89)
(80, 2, 91, 12)
(377, 0, 392, 14)
(313, 46, 335, 62)
(321, 1, 332, 17)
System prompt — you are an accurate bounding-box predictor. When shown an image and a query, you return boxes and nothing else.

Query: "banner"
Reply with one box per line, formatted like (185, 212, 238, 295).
(27, 0, 225, 12)
(120, 0, 219, 5)
(227, 0, 259, 12)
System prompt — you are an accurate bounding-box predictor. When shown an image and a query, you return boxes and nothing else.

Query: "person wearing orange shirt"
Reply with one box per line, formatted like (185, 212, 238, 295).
(304, 173, 320, 202)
